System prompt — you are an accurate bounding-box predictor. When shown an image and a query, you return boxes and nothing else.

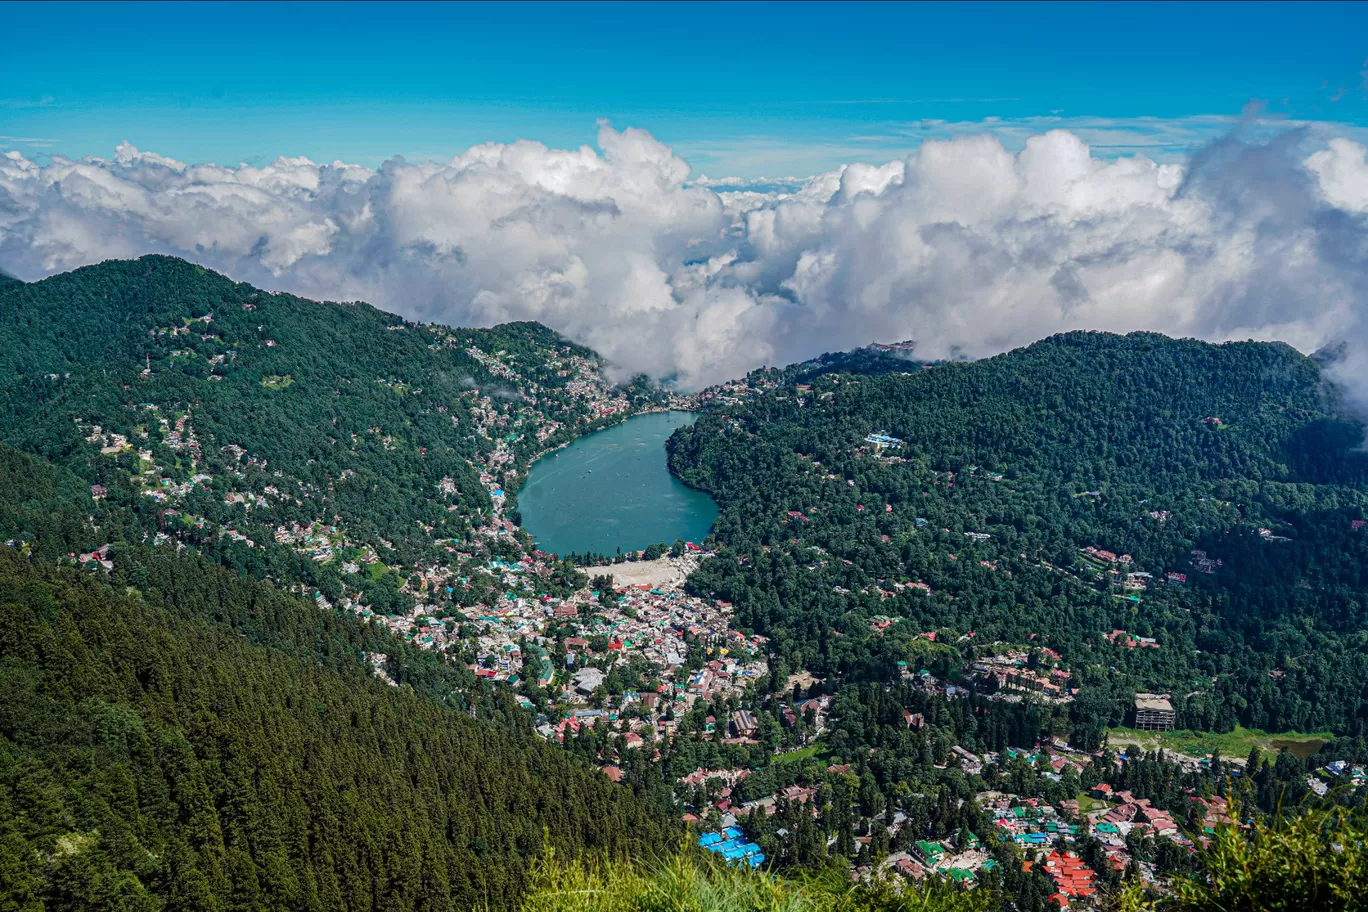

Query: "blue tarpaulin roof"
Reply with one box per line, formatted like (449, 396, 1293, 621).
(700, 831, 761, 868)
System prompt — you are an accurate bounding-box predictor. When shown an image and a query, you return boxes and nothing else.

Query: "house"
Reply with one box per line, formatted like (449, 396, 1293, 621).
(915, 840, 945, 867)
(573, 667, 606, 695)
(730, 710, 759, 738)
(779, 784, 817, 804)
(952, 746, 983, 774)
(894, 858, 924, 880)
(79, 544, 114, 571)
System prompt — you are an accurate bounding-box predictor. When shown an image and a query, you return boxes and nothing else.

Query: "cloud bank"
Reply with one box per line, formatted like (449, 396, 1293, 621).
(2, 123, 1368, 396)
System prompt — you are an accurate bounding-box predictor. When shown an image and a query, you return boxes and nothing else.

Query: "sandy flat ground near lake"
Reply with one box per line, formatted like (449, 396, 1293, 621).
(609, 555, 699, 589)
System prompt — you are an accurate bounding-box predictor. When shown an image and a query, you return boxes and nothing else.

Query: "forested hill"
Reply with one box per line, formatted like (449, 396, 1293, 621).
(0, 255, 666, 615)
(0, 255, 626, 544)
(0, 258, 683, 909)
(0, 544, 669, 910)
(0, 437, 677, 909)
(670, 331, 1368, 741)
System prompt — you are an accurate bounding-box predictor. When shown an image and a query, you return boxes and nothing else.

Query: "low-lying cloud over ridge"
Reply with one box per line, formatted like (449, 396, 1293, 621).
(2, 123, 1368, 397)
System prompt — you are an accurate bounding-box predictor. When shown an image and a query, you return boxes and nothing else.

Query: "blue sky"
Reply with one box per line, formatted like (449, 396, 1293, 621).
(3, 0, 1367, 177)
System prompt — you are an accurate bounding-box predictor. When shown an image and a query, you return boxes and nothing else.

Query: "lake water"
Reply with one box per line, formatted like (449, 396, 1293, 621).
(517, 410, 717, 557)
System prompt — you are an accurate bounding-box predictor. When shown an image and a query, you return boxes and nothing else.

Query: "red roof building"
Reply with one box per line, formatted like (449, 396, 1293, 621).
(1041, 850, 1097, 899)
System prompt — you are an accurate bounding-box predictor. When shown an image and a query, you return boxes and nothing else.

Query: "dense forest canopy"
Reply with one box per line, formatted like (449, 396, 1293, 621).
(669, 332, 1368, 739)
(0, 547, 669, 911)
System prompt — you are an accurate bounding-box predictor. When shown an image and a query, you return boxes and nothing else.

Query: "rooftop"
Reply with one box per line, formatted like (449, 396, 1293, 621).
(1134, 693, 1173, 712)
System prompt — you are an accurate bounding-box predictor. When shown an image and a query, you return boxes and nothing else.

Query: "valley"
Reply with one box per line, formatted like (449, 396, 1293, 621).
(2, 258, 1367, 911)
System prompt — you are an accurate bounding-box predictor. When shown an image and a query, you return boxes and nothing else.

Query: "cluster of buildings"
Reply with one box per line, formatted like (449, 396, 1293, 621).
(693, 373, 780, 407)
(1086, 784, 1179, 837)
(1107, 630, 1159, 650)
(273, 521, 364, 564)
(1308, 759, 1368, 796)
(969, 647, 1075, 702)
(899, 830, 992, 886)
(698, 828, 766, 868)
(458, 340, 645, 423)
(984, 795, 1082, 849)
(1029, 850, 1101, 908)
(538, 578, 770, 743)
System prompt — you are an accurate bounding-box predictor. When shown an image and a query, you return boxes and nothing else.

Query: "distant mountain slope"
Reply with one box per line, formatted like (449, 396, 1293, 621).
(0, 255, 660, 614)
(670, 331, 1368, 739)
(0, 441, 94, 560)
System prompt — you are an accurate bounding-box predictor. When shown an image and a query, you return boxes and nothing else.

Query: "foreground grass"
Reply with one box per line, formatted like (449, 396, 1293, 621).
(1125, 800, 1368, 912)
(519, 850, 990, 912)
(521, 801, 1368, 912)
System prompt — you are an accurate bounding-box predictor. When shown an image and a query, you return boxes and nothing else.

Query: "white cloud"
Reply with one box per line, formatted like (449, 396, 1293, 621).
(2, 124, 1368, 401)
(1306, 138, 1368, 212)
(0, 134, 60, 146)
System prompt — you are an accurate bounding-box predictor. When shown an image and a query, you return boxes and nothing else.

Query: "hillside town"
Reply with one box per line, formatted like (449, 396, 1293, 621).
(32, 308, 1366, 911)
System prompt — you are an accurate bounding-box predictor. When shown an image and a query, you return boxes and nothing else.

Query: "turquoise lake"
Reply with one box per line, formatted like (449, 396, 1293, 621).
(516, 411, 717, 557)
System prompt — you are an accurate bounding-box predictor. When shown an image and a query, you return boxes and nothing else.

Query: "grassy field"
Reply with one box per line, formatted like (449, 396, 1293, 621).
(1075, 791, 1109, 813)
(774, 744, 826, 766)
(1107, 725, 1331, 761)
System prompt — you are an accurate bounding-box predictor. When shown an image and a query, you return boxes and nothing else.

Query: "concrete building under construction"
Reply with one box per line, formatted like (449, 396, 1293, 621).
(1134, 693, 1176, 731)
